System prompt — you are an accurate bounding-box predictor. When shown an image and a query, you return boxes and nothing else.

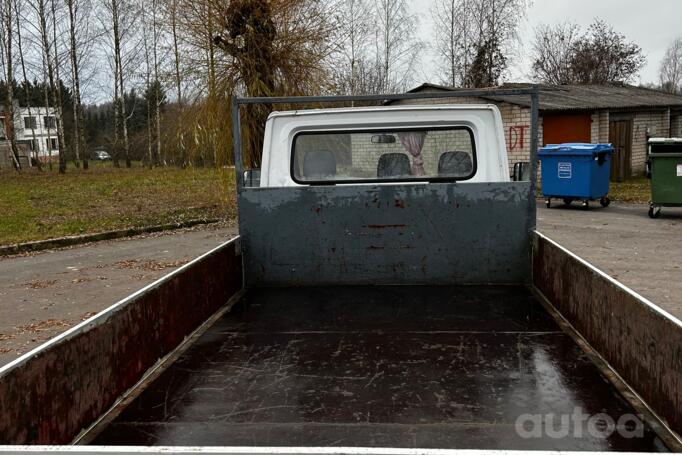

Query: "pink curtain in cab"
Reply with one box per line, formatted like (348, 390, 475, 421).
(398, 132, 426, 176)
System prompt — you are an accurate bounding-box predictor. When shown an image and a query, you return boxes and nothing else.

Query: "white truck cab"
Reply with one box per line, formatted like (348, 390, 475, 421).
(256, 105, 510, 187)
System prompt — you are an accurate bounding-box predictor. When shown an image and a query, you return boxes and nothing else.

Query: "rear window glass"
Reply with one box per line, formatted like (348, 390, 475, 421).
(291, 127, 476, 184)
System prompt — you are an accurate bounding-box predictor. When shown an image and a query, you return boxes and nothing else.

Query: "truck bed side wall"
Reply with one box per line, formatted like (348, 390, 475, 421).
(240, 182, 533, 286)
(0, 239, 243, 445)
(532, 232, 682, 436)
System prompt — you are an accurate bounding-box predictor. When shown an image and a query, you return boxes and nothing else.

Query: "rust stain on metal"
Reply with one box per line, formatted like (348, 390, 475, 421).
(394, 199, 406, 208)
(532, 232, 682, 437)
(0, 240, 243, 445)
(240, 183, 532, 286)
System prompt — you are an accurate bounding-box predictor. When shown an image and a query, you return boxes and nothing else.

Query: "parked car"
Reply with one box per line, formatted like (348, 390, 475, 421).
(92, 150, 111, 161)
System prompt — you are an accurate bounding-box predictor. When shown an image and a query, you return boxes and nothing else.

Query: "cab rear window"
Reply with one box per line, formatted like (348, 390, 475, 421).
(291, 127, 476, 184)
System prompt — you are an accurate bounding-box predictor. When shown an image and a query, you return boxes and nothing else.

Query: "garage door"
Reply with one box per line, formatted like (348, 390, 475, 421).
(543, 113, 592, 145)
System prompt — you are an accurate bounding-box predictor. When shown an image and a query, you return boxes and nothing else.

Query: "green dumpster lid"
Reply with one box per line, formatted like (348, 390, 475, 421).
(649, 138, 682, 144)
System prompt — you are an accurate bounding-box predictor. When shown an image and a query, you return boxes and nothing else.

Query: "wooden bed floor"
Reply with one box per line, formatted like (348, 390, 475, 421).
(91, 286, 668, 451)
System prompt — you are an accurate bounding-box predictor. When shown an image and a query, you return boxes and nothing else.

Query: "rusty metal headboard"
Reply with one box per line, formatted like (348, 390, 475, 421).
(232, 88, 540, 286)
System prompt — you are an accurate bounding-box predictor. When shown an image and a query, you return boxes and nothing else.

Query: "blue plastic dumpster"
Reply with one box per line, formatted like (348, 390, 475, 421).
(538, 143, 614, 209)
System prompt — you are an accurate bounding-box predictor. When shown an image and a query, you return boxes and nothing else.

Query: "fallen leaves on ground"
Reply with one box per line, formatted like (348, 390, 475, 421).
(24, 279, 57, 289)
(71, 277, 91, 284)
(131, 274, 151, 281)
(116, 258, 190, 271)
(608, 178, 651, 204)
(16, 319, 71, 334)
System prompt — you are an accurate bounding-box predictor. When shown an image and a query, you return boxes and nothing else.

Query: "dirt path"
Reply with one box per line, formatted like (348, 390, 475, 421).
(0, 223, 237, 366)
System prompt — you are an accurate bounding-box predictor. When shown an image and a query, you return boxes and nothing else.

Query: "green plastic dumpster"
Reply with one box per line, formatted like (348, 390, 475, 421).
(647, 138, 682, 218)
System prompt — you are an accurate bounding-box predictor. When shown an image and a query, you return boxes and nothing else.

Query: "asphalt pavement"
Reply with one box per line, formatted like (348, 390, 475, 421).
(0, 222, 237, 366)
(537, 201, 682, 318)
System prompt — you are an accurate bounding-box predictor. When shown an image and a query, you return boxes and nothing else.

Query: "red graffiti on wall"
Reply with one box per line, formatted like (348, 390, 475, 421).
(508, 125, 529, 151)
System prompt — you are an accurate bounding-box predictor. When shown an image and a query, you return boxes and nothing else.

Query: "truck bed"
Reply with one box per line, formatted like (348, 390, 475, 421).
(91, 286, 667, 451)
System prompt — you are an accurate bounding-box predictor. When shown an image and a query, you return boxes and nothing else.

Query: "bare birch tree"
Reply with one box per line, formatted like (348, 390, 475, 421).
(660, 38, 682, 94)
(48, 0, 69, 169)
(102, 0, 133, 167)
(431, 0, 528, 88)
(432, 0, 475, 87)
(13, 0, 40, 169)
(329, 0, 376, 95)
(141, 0, 153, 167)
(151, 0, 162, 165)
(168, 0, 181, 105)
(0, 0, 22, 170)
(40, 46, 54, 170)
(66, 0, 89, 169)
(28, 0, 67, 172)
(375, 0, 422, 92)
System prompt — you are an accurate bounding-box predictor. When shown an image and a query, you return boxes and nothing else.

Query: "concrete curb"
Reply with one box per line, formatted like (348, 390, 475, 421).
(0, 219, 221, 257)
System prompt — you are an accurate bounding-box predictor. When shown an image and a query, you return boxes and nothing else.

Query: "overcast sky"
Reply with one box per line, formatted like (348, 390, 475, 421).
(409, 0, 682, 87)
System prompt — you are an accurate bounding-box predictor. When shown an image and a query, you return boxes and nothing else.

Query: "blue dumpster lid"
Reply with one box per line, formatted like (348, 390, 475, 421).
(539, 143, 614, 156)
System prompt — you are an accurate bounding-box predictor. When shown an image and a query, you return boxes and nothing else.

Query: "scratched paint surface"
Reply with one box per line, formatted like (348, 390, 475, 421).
(533, 233, 682, 439)
(93, 286, 667, 451)
(239, 183, 533, 286)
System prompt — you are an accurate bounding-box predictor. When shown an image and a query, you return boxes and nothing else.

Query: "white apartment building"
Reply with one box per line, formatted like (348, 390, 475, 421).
(0, 106, 60, 161)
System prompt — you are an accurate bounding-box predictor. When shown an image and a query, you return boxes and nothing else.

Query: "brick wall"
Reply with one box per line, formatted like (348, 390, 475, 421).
(631, 110, 670, 175)
(590, 110, 610, 144)
(396, 93, 680, 179)
(498, 103, 543, 172)
(670, 113, 682, 137)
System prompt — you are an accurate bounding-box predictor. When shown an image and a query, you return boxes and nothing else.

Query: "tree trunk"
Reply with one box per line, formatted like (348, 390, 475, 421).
(112, 47, 120, 168)
(36, 0, 65, 173)
(40, 55, 54, 171)
(13, 0, 41, 170)
(67, 0, 88, 170)
(111, 0, 130, 167)
(171, 0, 181, 105)
(152, 0, 162, 166)
(146, 95, 152, 167)
(3, 0, 22, 171)
(142, 2, 152, 168)
(50, 0, 68, 172)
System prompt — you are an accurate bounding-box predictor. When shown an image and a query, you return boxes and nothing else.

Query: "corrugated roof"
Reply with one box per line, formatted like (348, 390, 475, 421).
(407, 82, 682, 111)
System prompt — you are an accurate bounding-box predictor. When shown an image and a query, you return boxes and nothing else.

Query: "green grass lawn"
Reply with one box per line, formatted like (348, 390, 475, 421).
(0, 162, 653, 246)
(0, 165, 236, 245)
